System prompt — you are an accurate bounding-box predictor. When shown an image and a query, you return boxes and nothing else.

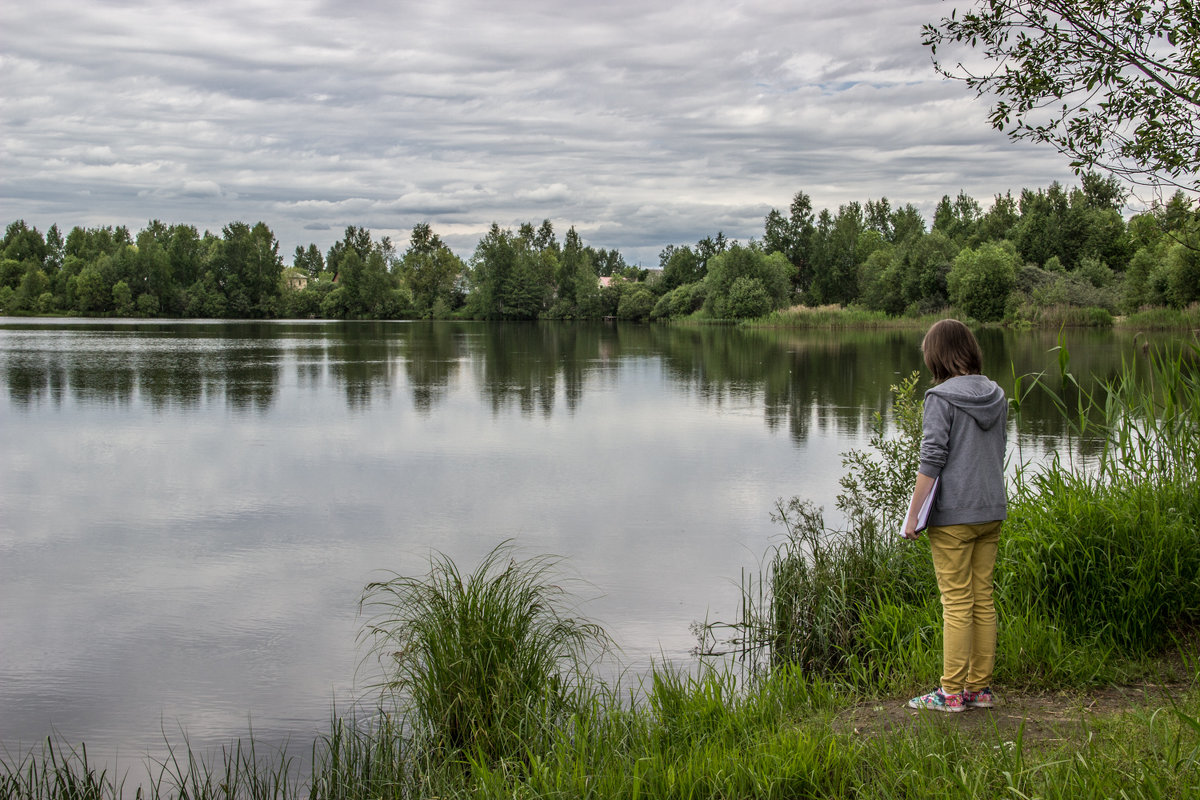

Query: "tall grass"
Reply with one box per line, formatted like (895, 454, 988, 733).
(7, 687, 1197, 799)
(999, 340, 1200, 668)
(700, 371, 937, 687)
(1120, 304, 1200, 330)
(357, 542, 611, 766)
(753, 305, 935, 329)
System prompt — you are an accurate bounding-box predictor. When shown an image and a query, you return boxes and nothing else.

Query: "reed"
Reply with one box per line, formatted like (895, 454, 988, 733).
(700, 371, 936, 688)
(753, 305, 933, 329)
(1120, 304, 1200, 330)
(357, 542, 612, 766)
(0, 740, 120, 800)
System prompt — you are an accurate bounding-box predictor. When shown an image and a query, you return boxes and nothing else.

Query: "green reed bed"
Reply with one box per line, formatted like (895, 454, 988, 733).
(1015, 304, 1115, 328)
(753, 305, 936, 329)
(1119, 304, 1200, 330)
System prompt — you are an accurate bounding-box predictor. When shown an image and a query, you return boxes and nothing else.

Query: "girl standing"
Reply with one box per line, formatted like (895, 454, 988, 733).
(903, 319, 1008, 712)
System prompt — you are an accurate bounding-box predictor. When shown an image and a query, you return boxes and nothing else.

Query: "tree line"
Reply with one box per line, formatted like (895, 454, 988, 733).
(2, 174, 1197, 323)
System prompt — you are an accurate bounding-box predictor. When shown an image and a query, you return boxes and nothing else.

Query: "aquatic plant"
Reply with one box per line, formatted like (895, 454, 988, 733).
(357, 542, 611, 765)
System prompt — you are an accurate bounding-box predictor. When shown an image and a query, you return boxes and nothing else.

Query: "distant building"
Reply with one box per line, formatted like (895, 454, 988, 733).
(283, 268, 310, 291)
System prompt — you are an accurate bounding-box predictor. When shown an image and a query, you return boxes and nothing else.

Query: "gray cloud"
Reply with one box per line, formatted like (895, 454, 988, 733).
(0, 0, 1080, 264)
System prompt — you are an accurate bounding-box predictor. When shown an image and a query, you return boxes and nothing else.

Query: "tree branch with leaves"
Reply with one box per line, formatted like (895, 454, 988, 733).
(923, 1, 1200, 194)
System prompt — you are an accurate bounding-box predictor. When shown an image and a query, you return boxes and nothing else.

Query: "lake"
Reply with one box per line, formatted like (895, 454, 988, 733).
(0, 318, 1171, 771)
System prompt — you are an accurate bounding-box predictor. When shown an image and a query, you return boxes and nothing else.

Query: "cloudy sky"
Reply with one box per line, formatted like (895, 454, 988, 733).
(1, 0, 1080, 265)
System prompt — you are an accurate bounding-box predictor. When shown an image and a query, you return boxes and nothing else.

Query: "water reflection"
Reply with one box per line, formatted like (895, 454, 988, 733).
(1, 319, 1185, 446)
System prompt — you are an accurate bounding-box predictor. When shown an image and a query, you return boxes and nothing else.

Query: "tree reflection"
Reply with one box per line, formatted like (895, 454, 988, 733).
(2, 320, 1181, 450)
(324, 321, 402, 409)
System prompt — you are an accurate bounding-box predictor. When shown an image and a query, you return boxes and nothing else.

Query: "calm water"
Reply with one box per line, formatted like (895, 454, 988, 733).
(0, 318, 1170, 769)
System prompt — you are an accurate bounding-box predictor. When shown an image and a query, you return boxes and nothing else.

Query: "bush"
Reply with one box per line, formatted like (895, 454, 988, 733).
(1166, 241, 1200, 307)
(136, 293, 160, 317)
(617, 285, 655, 321)
(947, 241, 1018, 322)
(1075, 256, 1114, 288)
(704, 245, 793, 319)
(724, 276, 772, 319)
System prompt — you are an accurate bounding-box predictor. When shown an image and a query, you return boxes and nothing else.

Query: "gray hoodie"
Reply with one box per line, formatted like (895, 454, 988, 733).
(918, 374, 1008, 527)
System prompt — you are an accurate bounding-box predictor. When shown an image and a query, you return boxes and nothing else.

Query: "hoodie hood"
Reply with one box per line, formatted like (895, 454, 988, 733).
(926, 374, 1007, 431)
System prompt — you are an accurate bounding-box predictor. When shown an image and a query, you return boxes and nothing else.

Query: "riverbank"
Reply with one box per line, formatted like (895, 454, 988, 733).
(4, 300, 1199, 332)
(4, 661, 1196, 799)
(741, 302, 1200, 330)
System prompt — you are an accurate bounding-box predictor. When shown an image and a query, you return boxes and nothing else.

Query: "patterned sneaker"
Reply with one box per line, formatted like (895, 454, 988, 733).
(963, 687, 997, 708)
(907, 687, 965, 713)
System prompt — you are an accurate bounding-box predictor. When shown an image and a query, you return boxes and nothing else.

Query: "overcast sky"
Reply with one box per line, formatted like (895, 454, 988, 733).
(1, 0, 1082, 265)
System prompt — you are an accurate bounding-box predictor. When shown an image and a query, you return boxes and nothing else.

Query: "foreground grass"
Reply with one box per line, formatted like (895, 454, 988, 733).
(5, 670, 1197, 799)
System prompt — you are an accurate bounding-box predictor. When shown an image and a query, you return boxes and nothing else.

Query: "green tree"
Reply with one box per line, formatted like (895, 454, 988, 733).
(75, 265, 110, 314)
(401, 225, 463, 318)
(616, 284, 655, 321)
(889, 203, 927, 245)
(112, 280, 134, 316)
(724, 275, 773, 319)
(1165, 239, 1200, 306)
(14, 268, 49, 313)
(468, 224, 552, 319)
(293, 243, 325, 276)
(659, 245, 702, 292)
(858, 245, 906, 315)
(136, 293, 160, 316)
(65, 225, 131, 263)
(764, 191, 817, 292)
(973, 192, 1020, 244)
(326, 226, 373, 279)
(924, 1, 1200, 192)
(1, 220, 47, 270)
(932, 191, 982, 243)
(705, 244, 794, 318)
(901, 230, 959, 312)
(948, 241, 1020, 321)
(44, 224, 64, 274)
(809, 203, 864, 304)
(215, 221, 283, 317)
(132, 227, 174, 310)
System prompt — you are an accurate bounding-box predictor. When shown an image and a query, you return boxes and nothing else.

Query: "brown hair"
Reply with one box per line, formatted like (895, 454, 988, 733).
(921, 319, 983, 383)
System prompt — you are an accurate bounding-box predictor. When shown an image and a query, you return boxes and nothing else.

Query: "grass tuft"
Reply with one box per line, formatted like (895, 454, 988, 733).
(357, 542, 612, 766)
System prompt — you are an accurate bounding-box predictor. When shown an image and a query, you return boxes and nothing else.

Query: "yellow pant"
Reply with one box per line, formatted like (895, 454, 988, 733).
(927, 521, 1002, 695)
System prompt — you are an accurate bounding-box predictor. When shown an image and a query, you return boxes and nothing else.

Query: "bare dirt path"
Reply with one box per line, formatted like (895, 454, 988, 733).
(835, 682, 1193, 747)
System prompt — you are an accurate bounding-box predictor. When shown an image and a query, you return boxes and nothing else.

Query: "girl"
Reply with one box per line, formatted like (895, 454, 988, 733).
(903, 319, 1007, 713)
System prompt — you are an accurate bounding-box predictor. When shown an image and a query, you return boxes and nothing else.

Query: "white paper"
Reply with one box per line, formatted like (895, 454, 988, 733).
(900, 476, 939, 538)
